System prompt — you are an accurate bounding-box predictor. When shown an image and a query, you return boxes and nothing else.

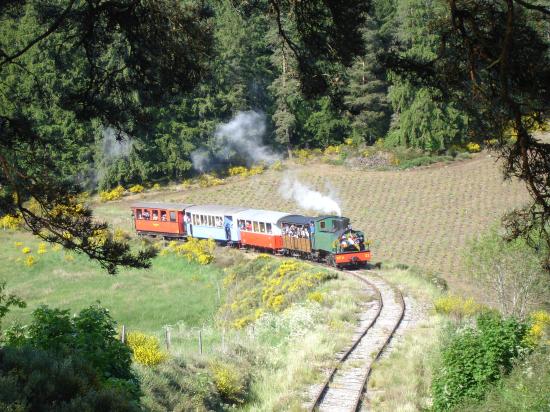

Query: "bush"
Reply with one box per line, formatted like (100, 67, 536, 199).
(4, 304, 138, 394)
(99, 185, 125, 202)
(126, 332, 167, 366)
(128, 184, 144, 193)
(466, 142, 481, 152)
(434, 294, 486, 319)
(432, 313, 529, 411)
(198, 174, 224, 188)
(140, 357, 222, 412)
(0, 214, 22, 230)
(210, 360, 250, 404)
(523, 310, 550, 348)
(163, 237, 215, 265)
(0, 346, 140, 412)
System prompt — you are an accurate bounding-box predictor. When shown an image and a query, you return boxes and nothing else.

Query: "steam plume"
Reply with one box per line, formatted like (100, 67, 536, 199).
(279, 175, 342, 216)
(191, 111, 279, 172)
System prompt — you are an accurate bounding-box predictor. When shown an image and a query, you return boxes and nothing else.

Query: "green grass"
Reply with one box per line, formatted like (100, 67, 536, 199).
(0, 231, 223, 333)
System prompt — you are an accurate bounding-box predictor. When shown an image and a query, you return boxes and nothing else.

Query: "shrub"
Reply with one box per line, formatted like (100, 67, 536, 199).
(210, 360, 249, 404)
(0, 346, 141, 412)
(466, 142, 481, 152)
(25, 255, 36, 267)
(99, 185, 125, 202)
(151, 183, 161, 190)
(198, 174, 224, 187)
(37, 242, 48, 254)
(523, 310, 550, 347)
(5, 304, 137, 390)
(271, 160, 284, 171)
(323, 145, 341, 155)
(171, 237, 215, 265)
(140, 357, 222, 411)
(128, 184, 144, 193)
(21, 247, 31, 254)
(307, 291, 324, 303)
(434, 294, 486, 319)
(0, 214, 22, 230)
(431, 313, 529, 411)
(126, 332, 167, 366)
(228, 166, 248, 176)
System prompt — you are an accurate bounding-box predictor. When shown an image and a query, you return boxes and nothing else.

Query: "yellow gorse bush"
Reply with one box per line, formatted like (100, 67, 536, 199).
(210, 361, 248, 404)
(466, 142, 481, 153)
(524, 310, 550, 347)
(221, 256, 336, 329)
(99, 185, 125, 202)
(159, 237, 215, 265)
(128, 184, 144, 193)
(126, 331, 167, 366)
(25, 255, 36, 267)
(228, 166, 248, 176)
(37, 243, 48, 254)
(0, 214, 23, 230)
(434, 294, 486, 319)
(198, 174, 224, 188)
(324, 145, 341, 155)
(21, 247, 31, 254)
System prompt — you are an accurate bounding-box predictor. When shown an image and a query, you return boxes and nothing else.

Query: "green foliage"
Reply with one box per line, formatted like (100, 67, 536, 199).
(0, 283, 25, 328)
(431, 313, 529, 411)
(209, 360, 250, 404)
(0, 346, 141, 412)
(457, 346, 550, 412)
(3, 304, 137, 393)
(434, 294, 487, 320)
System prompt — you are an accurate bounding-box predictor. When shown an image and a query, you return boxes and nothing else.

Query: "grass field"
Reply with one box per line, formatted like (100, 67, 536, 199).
(0, 231, 223, 333)
(96, 152, 528, 295)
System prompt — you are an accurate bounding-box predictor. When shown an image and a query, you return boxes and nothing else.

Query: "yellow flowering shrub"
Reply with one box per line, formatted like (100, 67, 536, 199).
(25, 255, 36, 267)
(524, 310, 550, 347)
(323, 145, 341, 155)
(344, 137, 354, 146)
(14, 241, 23, 248)
(434, 294, 486, 319)
(198, 174, 224, 188)
(128, 184, 144, 193)
(159, 237, 215, 265)
(307, 291, 325, 303)
(113, 228, 130, 242)
(152, 183, 161, 190)
(293, 148, 314, 164)
(271, 160, 284, 171)
(0, 214, 23, 230)
(99, 185, 125, 202)
(21, 247, 31, 254)
(466, 142, 481, 153)
(210, 361, 248, 404)
(126, 331, 167, 366)
(37, 243, 48, 254)
(220, 256, 336, 329)
(228, 166, 248, 176)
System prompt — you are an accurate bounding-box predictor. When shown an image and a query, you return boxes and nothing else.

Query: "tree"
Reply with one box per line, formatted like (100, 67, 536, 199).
(466, 227, 548, 319)
(385, 0, 550, 269)
(0, 0, 213, 273)
(344, 16, 391, 144)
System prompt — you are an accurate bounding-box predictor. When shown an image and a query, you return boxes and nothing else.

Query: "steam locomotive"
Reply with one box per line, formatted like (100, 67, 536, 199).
(130, 202, 371, 268)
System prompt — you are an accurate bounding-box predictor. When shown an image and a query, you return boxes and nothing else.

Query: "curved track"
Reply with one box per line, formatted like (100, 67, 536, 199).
(307, 270, 405, 412)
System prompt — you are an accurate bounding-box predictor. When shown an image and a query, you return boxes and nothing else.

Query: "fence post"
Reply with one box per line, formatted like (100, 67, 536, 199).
(165, 327, 171, 352)
(121, 324, 126, 344)
(199, 330, 203, 355)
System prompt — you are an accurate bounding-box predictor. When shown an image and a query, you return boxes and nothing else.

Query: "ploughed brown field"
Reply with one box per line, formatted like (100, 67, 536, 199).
(98, 152, 529, 294)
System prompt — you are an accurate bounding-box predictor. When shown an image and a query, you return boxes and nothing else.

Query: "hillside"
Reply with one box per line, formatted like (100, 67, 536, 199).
(95, 153, 528, 294)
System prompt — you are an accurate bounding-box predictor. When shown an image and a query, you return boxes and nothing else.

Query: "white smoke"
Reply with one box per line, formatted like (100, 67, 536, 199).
(191, 111, 280, 172)
(279, 175, 342, 216)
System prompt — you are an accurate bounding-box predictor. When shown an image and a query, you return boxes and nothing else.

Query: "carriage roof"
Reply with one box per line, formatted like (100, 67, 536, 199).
(130, 202, 194, 210)
(186, 204, 249, 216)
(234, 209, 290, 224)
(277, 214, 315, 226)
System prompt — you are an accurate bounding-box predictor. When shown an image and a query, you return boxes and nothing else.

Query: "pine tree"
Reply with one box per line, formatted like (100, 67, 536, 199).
(344, 16, 391, 144)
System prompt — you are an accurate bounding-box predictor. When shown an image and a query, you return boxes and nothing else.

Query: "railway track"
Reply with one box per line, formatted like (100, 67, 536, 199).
(306, 269, 405, 412)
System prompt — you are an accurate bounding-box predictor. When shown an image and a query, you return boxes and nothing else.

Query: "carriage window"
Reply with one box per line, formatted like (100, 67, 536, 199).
(152, 210, 159, 221)
(215, 216, 223, 227)
(136, 209, 142, 219)
(207, 215, 213, 227)
(320, 221, 326, 230)
(143, 209, 150, 220)
(246, 220, 252, 231)
(199, 215, 204, 225)
(169, 211, 176, 222)
(332, 220, 337, 230)
(160, 211, 167, 221)
(192, 215, 197, 225)
(259, 222, 266, 233)
(266, 223, 272, 234)
(253, 221, 259, 232)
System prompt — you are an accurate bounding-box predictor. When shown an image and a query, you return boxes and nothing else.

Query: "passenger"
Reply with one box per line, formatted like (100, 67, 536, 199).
(161, 214, 167, 221)
(246, 222, 252, 231)
(143, 210, 150, 220)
